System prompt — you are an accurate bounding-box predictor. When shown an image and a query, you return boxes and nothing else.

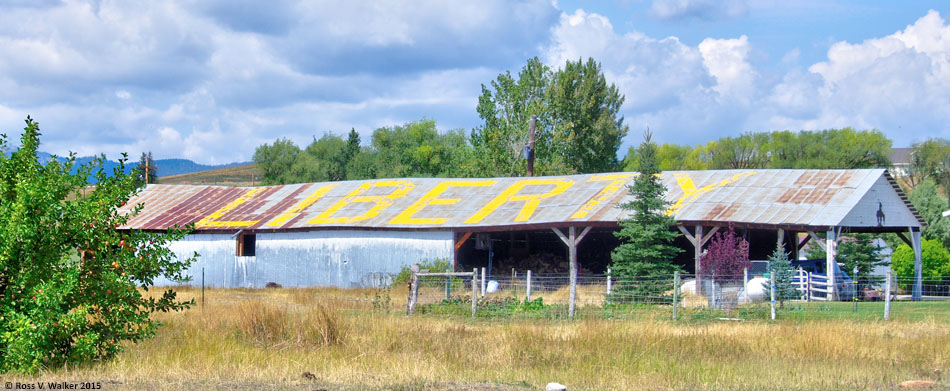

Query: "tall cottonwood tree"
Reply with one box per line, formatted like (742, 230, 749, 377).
(473, 56, 627, 176)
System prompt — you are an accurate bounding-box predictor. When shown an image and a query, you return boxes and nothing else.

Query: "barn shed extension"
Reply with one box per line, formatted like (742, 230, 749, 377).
(119, 168, 926, 299)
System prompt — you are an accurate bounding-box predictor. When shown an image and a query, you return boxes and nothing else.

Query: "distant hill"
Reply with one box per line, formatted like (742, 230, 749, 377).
(159, 163, 262, 186)
(33, 152, 249, 183)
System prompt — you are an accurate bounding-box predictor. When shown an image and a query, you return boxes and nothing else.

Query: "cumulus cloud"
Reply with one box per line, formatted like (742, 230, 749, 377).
(651, 0, 748, 21)
(0, 0, 559, 163)
(543, 8, 950, 150)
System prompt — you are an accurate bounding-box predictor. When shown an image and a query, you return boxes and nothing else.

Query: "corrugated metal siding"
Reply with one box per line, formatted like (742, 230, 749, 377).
(121, 169, 923, 231)
(154, 231, 453, 288)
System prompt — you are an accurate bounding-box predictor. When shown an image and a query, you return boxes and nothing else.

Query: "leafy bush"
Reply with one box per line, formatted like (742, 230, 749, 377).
(0, 117, 196, 373)
(701, 225, 751, 284)
(394, 258, 451, 286)
(891, 239, 950, 280)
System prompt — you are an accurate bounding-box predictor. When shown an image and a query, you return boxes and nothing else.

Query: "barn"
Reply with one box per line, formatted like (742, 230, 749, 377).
(119, 168, 927, 299)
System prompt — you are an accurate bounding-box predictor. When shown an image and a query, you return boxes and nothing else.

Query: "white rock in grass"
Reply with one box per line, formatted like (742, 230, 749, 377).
(545, 382, 568, 391)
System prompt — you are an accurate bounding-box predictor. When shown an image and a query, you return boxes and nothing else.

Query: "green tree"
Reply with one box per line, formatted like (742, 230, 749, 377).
(908, 179, 950, 247)
(473, 57, 627, 176)
(371, 119, 462, 178)
(548, 58, 628, 173)
(252, 138, 300, 185)
(135, 151, 158, 187)
(290, 134, 349, 182)
(909, 139, 950, 206)
(836, 233, 887, 284)
(623, 143, 707, 171)
(766, 244, 798, 305)
(0, 117, 195, 373)
(705, 133, 771, 169)
(472, 57, 554, 177)
(891, 239, 950, 280)
(610, 131, 683, 300)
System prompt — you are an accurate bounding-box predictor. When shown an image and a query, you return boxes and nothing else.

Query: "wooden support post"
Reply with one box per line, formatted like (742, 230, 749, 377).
(910, 228, 923, 301)
(693, 225, 703, 282)
(884, 270, 891, 321)
(526, 270, 532, 302)
(527, 115, 536, 177)
(826, 228, 837, 301)
(472, 268, 478, 317)
(776, 228, 785, 251)
(568, 226, 578, 318)
(553, 226, 591, 319)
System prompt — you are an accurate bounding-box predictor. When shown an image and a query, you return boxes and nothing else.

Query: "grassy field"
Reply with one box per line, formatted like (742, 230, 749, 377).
(158, 163, 261, 186)
(6, 287, 949, 390)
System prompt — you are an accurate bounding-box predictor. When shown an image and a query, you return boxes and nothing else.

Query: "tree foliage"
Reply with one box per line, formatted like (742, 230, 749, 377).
(135, 152, 157, 187)
(252, 138, 300, 185)
(835, 233, 886, 282)
(766, 244, 798, 304)
(907, 138, 950, 191)
(0, 117, 195, 373)
(701, 225, 751, 283)
(891, 238, 950, 280)
(908, 179, 950, 247)
(473, 57, 627, 176)
(622, 128, 892, 171)
(611, 131, 682, 299)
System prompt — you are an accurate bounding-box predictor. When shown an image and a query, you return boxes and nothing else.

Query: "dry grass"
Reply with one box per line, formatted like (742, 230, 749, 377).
(7, 287, 948, 390)
(159, 163, 262, 186)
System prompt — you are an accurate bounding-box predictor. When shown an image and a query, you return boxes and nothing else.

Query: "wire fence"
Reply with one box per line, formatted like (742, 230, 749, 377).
(408, 268, 950, 322)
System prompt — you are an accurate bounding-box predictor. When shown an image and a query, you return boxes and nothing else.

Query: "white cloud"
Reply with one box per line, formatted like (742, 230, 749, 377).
(544, 8, 950, 149)
(651, 0, 748, 21)
(698, 35, 756, 100)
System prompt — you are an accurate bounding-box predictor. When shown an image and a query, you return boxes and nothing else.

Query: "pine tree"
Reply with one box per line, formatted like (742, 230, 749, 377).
(135, 151, 157, 187)
(837, 233, 887, 285)
(610, 131, 683, 301)
(766, 244, 798, 305)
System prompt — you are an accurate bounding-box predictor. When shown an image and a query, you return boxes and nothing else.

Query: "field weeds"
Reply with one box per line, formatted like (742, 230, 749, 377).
(4, 287, 948, 390)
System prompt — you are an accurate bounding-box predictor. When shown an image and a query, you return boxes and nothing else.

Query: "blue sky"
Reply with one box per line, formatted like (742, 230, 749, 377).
(0, 0, 948, 164)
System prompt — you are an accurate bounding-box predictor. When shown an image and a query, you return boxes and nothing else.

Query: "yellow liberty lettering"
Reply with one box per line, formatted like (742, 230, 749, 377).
(265, 183, 337, 227)
(464, 178, 574, 224)
(389, 180, 497, 225)
(666, 171, 756, 216)
(196, 188, 266, 228)
(308, 180, 414, 224)
(570, 173, 636, 219)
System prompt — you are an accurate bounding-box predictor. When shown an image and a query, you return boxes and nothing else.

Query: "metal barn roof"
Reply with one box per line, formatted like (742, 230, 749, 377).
(118, 169, 923, 232)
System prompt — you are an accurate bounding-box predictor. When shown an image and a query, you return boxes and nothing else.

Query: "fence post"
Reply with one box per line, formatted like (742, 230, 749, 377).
(806, 272, 812, 302)
(526, 270, 532, 302)
(770, 273, 776, 321)
(481, 267, 487, 297)
(798, 267, 806, 300)
(445, 266, 451, 300)
(672, 271, 680, 321)
(884, 270, 891, 321)
(201, 267, 205, 309)
(472, 268, 478, 317)
(408, 263, 420, 315)
(743, 267, 749, 303)
(512, 268, 517, 299)
(853, 265, 859, 311)
(607, 268, 612, 296)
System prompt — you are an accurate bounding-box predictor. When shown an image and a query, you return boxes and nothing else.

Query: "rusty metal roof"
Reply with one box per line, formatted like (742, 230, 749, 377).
(119, 169, 923, 232)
